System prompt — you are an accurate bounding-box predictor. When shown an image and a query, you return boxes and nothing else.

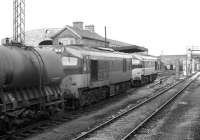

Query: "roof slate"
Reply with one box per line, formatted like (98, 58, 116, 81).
(24, 25, 147, 53)
(108, 39, 132, 46)
(51, 25, 106, 42)
(25, 28, 61, 46)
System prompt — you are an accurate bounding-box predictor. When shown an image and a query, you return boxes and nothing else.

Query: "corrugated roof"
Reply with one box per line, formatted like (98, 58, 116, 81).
(108, 39, 132, 46)
(108, 39, 147, 52)
(111, 45, 148, 52)
(131, 53, 158, 61)
(62, 45, 132, 60)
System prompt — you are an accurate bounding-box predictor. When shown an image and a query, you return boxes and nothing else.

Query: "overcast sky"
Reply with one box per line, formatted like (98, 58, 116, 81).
(1, 0, 200, 55)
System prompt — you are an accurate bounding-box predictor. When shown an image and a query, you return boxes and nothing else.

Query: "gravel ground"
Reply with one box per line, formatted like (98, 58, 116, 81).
(84, 77, 184, 140)
(26, 74, 176, 140)
(133, 75, 200, 140)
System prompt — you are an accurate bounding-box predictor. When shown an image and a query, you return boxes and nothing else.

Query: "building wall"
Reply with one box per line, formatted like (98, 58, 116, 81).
(81, 38, 107, 47)
(160, 55, 186, 70)
(53, 29, 80, 45)
(53, 28, 108, 47)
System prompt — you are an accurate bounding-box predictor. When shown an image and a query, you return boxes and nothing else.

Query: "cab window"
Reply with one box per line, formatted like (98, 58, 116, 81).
(62, 57, 78, 66)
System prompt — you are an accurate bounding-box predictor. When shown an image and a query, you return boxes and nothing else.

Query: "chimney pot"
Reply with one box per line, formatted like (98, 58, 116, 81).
(85, 25, 95, 32)
(73, 21, 83, 30)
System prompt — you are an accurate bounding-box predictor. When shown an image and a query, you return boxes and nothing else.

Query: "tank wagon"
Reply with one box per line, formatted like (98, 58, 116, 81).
(0, 45, 64, 133)
(131, 53, 159, 86)
(58, 45, 132, 108)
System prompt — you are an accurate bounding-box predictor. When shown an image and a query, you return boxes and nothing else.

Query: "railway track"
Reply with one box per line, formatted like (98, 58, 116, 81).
(0, 73, 186, 140)
(0, 112, 80, 140)
(120, 74, 198, 140)
(72, 73, 198, 140)
(148, 75, 170, 88)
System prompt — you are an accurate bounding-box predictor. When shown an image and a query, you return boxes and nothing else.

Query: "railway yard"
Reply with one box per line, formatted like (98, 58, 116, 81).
(2, 1, 200, 140)
(0, 71, 199, 140)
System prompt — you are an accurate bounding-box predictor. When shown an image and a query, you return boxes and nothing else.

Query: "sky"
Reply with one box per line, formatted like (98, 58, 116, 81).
(1, 0, 200, 55)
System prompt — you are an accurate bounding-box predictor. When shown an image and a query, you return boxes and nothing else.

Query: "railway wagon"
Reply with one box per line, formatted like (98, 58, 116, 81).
(59, 45, 132, 108)
(0, 45, 64, 132)
(131, 53, 159, 86)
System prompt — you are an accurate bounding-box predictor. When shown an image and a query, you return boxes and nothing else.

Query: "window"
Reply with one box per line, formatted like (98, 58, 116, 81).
(90, 60, 98, 81)
(62, 57, 78, 66)
(58, 38, 75, 45)
(123, 59, 127, 72)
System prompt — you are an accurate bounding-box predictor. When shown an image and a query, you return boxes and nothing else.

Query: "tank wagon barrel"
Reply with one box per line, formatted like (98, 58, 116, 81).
(0, 45, 64, 133)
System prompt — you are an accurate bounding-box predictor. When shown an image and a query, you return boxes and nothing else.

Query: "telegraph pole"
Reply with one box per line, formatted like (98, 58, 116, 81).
(104, 26, 107, 48)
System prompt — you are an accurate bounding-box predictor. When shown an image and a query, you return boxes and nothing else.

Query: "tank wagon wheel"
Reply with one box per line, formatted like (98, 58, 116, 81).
(0, 115, 18, 134)
(46, 105, 62, 116)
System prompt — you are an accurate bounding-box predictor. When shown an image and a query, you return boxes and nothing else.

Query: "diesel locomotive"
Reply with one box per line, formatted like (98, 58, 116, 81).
(131, 53, 159, 86)
(53, 45, 160, 108)
(0, 44, 64, 132)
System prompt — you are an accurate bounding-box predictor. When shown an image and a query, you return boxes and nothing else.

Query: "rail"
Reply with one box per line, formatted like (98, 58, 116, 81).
(72, 74, 193, 140)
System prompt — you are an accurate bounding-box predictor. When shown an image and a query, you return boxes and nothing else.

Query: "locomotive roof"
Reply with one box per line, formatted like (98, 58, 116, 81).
(131, 53, 158, 61)
(63, 45, 132, 60)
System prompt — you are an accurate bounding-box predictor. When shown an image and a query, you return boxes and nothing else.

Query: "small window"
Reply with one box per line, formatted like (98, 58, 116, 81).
(70, 40, 74, 44)
(62, 57, 78, 66)
(123, 59, 127, 72)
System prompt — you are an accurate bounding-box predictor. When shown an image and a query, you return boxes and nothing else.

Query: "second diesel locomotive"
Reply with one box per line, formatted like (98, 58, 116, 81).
(131, 53, 159, 86)
(53, 45, 160, 108)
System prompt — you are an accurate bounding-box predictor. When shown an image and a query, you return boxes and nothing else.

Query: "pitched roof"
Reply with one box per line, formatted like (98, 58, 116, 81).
(51, 25, 107, 42)
(108, 39, 132, 47)
(25, 28, 61, 46)
(112, 45, 148, 53)
(24, 26, 147, 53)
(108, 39, 148, 52)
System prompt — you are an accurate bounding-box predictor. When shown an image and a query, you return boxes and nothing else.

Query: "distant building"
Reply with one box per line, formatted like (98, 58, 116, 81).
(51, 22, 109, 47)
(25, 21, 147, 52)
(160, 55, 186, 70)
(25, 28, 60, 46)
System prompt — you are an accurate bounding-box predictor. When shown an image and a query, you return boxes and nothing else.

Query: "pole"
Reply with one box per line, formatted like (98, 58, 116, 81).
(104, 26, 107, 48)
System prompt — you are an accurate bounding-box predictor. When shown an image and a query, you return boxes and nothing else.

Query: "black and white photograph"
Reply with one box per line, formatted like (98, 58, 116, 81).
(0, 0, 200, 139)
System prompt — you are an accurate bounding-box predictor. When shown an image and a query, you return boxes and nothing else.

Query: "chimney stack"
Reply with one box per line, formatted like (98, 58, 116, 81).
(73, 21, 83, 30)
(85, 25, 95, 32)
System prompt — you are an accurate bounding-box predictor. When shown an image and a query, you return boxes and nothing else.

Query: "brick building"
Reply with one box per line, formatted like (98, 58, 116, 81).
(51, 22, 109, 47)
(159, 55, 186, 70)
(25, 21, 147, 53)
